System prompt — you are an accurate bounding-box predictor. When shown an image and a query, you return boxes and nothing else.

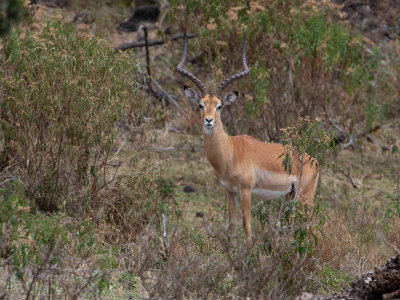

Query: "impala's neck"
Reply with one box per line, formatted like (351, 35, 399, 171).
(203, 117, 232, 175)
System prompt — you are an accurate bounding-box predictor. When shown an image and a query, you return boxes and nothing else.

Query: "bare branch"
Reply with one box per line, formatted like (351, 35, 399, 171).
(115, 33, 197, 52)
(150, 78, 188, 119)
(338, 169, 360, 189)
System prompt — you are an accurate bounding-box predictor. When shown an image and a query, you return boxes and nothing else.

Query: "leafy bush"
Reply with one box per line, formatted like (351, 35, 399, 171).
(0, 20, 142, 212)
(280, 116, 337, 174)
(0, 181, 113, 299)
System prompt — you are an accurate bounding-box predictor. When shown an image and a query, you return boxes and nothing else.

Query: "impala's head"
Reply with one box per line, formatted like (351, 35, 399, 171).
(183, 87, 238, 132)
(176, 32, 249, 134)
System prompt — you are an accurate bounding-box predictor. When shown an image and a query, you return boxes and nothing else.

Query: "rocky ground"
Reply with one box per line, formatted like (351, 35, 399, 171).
(337, 0, 400, 43)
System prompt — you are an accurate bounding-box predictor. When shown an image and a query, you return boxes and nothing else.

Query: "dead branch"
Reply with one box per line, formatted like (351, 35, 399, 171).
(143, 26, 151, 78)
(148, 145, 202, 152)
(115, 33, 197, 52)
(135, 26, 188, 120)
(150, 78, 188, 119)
(297, 255, 400, 300)
(324, 106, 382, 150)
(338, 168, 359, 189)
(338, 125, 381, 149)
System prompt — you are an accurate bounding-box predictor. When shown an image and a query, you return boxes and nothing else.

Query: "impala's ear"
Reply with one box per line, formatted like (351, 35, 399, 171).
(222, 91, 238, 106)
(184, 86, 200, 104)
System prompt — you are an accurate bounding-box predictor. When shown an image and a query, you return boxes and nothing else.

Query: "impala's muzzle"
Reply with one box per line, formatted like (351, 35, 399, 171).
(204, 117, 215, 128)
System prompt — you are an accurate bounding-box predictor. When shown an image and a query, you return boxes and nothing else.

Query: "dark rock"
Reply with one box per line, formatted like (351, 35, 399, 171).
(72, 11, 96, 24)
(117, 4, 160, 32)
(183, 186, 197, 193)
(369, 0, 377, 9)
(366, 135, 374, 143)
(133, 4, 159, 22)
(332, 134, 346, 146)
(195, 212, 204, 218)
(380, 144, 389, 152)
(164, 26, 173, 35)
(362, 18, 379, 32)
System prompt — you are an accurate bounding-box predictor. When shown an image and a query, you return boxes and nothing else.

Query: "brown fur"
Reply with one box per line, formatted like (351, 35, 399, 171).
(199, 95, 319, 240)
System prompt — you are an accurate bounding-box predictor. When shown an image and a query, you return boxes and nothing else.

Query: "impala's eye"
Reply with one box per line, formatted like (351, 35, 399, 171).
(198, 103, 204, 110)
(216, 104, 222, 110)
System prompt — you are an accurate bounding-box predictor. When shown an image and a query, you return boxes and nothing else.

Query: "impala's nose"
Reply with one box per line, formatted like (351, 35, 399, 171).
(205, 118, 213, 124)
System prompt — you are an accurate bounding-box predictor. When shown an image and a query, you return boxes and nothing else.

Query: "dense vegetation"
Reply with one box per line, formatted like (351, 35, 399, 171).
(0, 0, 399, 298)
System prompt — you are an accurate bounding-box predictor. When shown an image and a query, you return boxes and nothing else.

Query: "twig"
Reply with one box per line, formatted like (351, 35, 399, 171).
(342, 134, 356, 150)
(321, 248, 353, 268)
(341, 125, 381, 149)
(25, 240, 58, 300)
(148, 145, 202, 152)
(72, 271, 103, 299)
(149, 146, 177, 152)
(114, 33, 197, 52)
(137, 25, 157, 99)
(162, 213, 168, 260)
(338, 169, 359, 189)
(142, 26, 151, 78)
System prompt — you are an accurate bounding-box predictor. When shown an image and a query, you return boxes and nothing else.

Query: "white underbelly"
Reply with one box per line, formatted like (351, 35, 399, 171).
(220, 180, 293, 200)
(251, 188, 290, 200)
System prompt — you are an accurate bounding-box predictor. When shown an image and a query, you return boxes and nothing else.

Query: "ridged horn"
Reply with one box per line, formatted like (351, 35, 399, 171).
(215, 33, 250, 99)
(176, 32, 208, 98)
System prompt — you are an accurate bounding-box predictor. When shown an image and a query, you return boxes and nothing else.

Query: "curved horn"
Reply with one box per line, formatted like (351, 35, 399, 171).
(176, 32, 208, 98)
(215, 33, 250, 99)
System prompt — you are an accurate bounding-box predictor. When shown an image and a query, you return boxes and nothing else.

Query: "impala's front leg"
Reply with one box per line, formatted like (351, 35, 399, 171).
(239, 188, 252, 241)
(226, 190, 237, 231)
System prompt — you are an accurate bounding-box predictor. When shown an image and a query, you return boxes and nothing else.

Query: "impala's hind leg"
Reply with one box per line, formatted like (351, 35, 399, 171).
(298, 172, 319, 210)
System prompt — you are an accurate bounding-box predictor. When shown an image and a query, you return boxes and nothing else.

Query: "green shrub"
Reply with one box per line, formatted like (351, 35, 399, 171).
(0, 181, 113, 299)
(0, 20, 142, 213)
(279, 117, 337, 174)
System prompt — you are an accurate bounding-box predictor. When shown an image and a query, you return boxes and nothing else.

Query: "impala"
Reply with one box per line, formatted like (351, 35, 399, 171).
(176, 33, 319, 239)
